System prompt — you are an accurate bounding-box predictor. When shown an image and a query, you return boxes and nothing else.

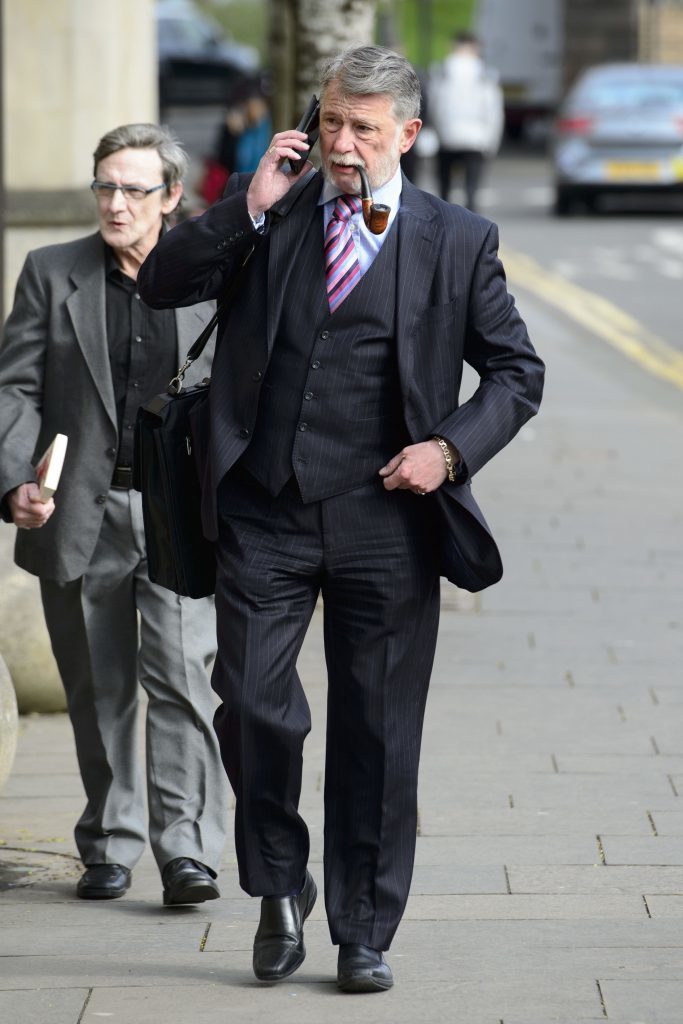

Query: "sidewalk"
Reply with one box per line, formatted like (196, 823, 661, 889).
(2, 285, 683, 1024)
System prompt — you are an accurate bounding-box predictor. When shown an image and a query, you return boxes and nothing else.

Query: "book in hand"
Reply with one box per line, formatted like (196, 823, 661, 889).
(34, 433, 68, 501)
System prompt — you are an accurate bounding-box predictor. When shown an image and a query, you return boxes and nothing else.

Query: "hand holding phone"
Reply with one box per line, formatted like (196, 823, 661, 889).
(289, 94, 320, 175)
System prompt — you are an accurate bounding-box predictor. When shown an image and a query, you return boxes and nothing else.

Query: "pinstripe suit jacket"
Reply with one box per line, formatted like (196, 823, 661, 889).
(138, 171, 544, 592)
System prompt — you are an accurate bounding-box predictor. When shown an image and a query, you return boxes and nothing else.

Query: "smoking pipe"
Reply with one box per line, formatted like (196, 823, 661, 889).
(355, 166, 390, 234)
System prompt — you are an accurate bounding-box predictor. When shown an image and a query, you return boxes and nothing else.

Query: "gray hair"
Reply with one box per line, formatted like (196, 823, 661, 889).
(92, 123, 188, 188)
(319, 46, 421, 123)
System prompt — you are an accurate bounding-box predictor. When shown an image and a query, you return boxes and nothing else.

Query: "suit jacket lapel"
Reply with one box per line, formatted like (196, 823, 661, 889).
(266, 169, 323, 358)
(263, 170, 443, 394)
(395, 177, 442, 410)
(65, 233, 117, 430)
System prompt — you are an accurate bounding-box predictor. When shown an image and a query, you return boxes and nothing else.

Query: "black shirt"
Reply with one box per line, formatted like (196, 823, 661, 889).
(104, 244, 177, 466)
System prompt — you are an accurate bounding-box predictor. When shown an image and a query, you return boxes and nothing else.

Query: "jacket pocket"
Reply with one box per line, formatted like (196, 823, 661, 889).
(418, 298, 458, 328)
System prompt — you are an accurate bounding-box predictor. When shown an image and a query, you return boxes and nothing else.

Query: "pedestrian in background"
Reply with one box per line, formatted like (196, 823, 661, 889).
(199, 78, 272, 206)
(429, 30, 504, 211)
(139, 46, 543, 992)
(0, 123, 227, 906)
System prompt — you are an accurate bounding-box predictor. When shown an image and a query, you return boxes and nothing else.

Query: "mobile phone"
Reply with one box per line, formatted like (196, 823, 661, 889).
(289, 94, 320, 175)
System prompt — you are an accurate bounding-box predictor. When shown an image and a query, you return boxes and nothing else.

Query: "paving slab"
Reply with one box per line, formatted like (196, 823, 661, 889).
(0, 989, 89, 1024)
(508, 865, 683, 895)
(417, 805, 653, 837)
(401, 893, 645, 920)
(642, 895, 683, 918)
(78, 973, 604, 1024)
(599, 980, 683, 1024)
(600, 837, 683, 866)
(412, 834, 602, 866)
(647, 810, 683, 835)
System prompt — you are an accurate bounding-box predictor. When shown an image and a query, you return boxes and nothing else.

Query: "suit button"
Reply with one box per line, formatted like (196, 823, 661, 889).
(298, 422, 308, 432)
(311, 361, 320, 369)
(252, 370, 263, 381)
(95, 494, 106, 504)
(303, 391, 313, 401)
(320, 330, 330, 340)
(239, 427, 250, 438)
(105, 448, 116, 459)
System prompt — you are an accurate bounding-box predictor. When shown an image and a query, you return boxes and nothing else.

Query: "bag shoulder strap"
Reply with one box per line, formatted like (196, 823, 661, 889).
(168, 243, 255, 395)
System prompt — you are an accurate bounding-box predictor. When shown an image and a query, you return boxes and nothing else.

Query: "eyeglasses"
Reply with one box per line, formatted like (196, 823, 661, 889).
(91, 180, 167, 202)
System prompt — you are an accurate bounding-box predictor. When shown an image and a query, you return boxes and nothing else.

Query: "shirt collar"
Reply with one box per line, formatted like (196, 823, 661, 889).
(318, 164, 403, 215)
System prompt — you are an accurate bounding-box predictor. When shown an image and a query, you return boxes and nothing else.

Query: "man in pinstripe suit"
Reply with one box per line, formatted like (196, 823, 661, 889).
(139, 46, 544, 992)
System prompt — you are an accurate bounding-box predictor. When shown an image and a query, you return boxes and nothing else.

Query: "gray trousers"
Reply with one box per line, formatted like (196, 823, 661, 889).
(40, 488, 227, 874)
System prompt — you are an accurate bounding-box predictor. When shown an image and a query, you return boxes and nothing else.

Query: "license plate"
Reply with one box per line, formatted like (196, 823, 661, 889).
(605, 160, 662, 181)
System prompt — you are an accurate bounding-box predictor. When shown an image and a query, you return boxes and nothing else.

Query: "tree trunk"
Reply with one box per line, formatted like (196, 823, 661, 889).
(268, 0, 377, 132)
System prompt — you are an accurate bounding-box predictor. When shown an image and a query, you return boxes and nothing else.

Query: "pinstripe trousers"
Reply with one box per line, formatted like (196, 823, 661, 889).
(212, 464, 441, 950)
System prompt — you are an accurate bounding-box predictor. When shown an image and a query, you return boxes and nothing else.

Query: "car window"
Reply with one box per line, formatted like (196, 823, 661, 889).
(575, 78, 683, 110)
(158, 17, 218, 51)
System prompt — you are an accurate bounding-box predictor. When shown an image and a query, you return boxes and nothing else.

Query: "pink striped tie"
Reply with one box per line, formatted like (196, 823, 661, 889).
(325, 195, 362, 314)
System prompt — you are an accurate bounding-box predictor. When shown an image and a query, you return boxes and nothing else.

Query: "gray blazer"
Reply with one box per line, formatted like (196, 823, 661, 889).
(0, 231, 216, 582)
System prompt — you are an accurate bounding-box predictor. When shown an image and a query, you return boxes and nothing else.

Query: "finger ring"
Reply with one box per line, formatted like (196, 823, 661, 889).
(417, 489, 427, 496)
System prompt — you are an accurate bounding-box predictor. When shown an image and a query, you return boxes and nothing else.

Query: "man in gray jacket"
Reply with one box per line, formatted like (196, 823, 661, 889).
(0, 123, 227, 904)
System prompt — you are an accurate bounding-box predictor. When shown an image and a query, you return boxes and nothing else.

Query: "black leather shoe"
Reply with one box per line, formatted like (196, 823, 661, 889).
(162, 858, 220, 906)
(76, 864, 131, 900)
(337, 943, 394, 992)
(252, 871, 317, 981)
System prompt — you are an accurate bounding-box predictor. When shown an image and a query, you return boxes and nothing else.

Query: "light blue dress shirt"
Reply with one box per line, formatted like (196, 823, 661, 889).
(319, 165, 403, 274)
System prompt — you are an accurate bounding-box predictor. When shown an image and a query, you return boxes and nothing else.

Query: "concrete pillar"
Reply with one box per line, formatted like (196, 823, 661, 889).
(0, 652, 18, 792)
(0, 529, 66, 713)
(1, 0, 157, 709)
(2, 0, 158, 310)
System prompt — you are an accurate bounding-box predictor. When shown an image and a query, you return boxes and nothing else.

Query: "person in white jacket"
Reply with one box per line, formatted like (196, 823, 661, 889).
(429, 31, 504, 211)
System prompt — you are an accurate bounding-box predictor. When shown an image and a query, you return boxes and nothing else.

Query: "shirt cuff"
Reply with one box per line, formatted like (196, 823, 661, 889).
(249, 210, 266, 233)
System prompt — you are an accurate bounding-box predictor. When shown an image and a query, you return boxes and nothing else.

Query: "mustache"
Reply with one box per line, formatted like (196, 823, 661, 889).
(326, 153, 366, 169)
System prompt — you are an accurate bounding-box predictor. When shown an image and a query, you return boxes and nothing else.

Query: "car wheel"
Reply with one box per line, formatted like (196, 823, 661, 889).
(582, 192, 599, 214)
(553, 187, 574, 217)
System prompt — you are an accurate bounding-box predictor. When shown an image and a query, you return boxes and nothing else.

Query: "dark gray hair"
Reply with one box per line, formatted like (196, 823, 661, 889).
(92, 123, 188, 188)
(319, 46, 421, 123)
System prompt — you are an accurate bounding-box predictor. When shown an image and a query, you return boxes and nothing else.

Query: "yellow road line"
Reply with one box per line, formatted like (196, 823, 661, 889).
(502, 247, 683, 392)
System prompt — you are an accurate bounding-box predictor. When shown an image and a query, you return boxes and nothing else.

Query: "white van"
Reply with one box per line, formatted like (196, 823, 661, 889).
(474, 0, 564, 137)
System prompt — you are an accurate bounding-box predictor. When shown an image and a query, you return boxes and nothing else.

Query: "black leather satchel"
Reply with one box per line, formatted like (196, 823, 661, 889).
(133, 247, 254, 598)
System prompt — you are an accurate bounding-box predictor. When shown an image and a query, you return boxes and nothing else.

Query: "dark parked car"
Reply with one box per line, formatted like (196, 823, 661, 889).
(551, 63, 683, 215)
(157, 0, 259, 107)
